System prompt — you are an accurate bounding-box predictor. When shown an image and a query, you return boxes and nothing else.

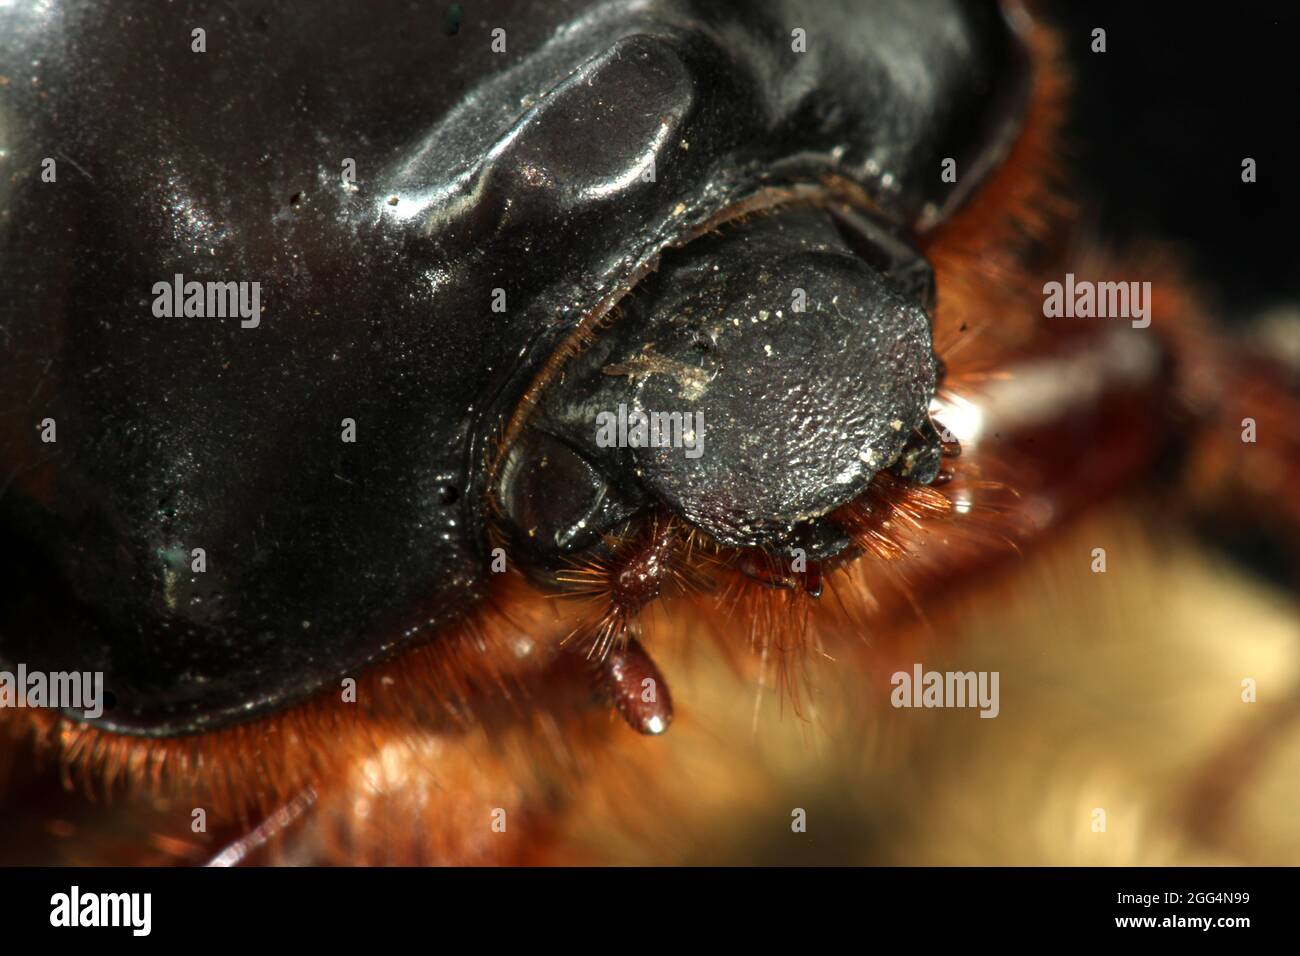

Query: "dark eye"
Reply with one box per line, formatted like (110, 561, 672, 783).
(494, 426, 647, 560)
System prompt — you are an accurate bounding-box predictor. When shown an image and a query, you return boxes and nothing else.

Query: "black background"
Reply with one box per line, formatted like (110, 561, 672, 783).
(1048, 1, 1300, 321)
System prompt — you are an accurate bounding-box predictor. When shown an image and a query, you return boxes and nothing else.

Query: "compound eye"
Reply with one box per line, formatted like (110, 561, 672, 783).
(494, 427, 647, 560)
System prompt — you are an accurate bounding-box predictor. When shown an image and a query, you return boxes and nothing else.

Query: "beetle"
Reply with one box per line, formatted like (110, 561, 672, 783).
(0, 0, 1028, 735)
(3, 0, 1298, 866)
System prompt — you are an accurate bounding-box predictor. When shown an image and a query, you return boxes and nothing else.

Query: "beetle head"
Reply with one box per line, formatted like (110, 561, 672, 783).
(495, 203, 942, 561)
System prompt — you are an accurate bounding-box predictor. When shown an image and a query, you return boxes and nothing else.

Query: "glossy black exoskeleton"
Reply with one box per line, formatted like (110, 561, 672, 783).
(0, 0, 1029, 734)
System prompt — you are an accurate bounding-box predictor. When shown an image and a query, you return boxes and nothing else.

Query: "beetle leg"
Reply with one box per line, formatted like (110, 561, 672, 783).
(557, 510, 679, 659)
(802, 560, 824, 598)
(593, 634, 674, 736)
(1174, 339, 1300, 581)
(554, 510, 683, 732)
(203, 787, 318, 868)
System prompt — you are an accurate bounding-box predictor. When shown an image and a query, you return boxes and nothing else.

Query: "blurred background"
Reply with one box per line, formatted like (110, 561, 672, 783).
(1050, 0, 1300, 322)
